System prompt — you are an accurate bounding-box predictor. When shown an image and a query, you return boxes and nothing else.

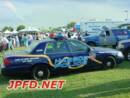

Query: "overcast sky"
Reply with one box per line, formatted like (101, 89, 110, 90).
(0, 0, 130, 29)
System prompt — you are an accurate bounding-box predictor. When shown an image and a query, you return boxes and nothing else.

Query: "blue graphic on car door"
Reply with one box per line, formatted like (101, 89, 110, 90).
(45, 40, 89, 69)
(54, 56, 88, 68)
(66, 40, 89, 68)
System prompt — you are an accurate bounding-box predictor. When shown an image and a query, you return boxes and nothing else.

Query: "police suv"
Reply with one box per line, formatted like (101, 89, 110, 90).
(1, 34, 124, 80)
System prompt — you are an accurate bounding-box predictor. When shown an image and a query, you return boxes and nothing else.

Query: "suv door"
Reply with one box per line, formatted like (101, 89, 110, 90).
(99, 30, 116, 46)
(99, 31, 107, 45)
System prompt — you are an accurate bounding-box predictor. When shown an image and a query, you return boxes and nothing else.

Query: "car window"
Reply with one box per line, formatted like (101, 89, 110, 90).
(67, 40, 89, 52)
(45, 41, 69, 54)
(106, 31, 110, 36)
(29, 41, 44, 54)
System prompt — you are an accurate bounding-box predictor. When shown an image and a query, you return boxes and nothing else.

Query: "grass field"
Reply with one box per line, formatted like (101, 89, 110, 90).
(0, 49, 130, 98)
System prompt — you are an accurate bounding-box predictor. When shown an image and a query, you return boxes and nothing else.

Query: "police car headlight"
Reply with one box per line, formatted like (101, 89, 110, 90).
(117, 52, 124, 58)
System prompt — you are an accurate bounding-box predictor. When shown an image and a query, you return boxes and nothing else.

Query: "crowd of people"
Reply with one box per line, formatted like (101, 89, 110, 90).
(0, 31, 85, 52)
(0, 33, 48, 52)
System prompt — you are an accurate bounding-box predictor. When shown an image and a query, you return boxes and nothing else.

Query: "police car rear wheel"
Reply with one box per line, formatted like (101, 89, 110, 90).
(32, 65, 50, 80)
(104, 57, 116, 69)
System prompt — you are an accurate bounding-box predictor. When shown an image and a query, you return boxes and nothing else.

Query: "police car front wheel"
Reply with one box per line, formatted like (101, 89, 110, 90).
(103, 56, 116, 69)
(32, 65, 50, 80)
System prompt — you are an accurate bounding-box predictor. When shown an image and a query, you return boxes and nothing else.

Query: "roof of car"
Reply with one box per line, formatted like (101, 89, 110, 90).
(40, 38, 69, 44)
(42, 38, 54, 42)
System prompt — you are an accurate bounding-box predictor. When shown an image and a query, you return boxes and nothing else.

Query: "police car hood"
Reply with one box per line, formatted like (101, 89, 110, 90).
(92, 47, 120, 54)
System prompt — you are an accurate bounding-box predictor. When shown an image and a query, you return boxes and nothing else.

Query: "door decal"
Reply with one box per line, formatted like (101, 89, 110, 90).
(54, 56, 88, 69)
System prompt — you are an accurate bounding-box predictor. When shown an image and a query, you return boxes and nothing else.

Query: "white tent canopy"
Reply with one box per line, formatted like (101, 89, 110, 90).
(3, 30, 12, 34)
(19, 27, 40, 32)
(3, 30, 18, 34)
(12, 30, 18, 34)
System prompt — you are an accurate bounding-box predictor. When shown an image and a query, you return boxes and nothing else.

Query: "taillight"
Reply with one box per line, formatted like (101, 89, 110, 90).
(3, 58, 11, 66)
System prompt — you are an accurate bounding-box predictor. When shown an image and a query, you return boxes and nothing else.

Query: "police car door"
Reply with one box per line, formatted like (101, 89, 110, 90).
(45, 40, 72, 68)
(66, 39, 89, 69)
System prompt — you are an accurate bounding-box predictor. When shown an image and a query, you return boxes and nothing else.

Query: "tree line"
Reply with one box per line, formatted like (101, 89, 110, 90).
(1, 21, 76, 32)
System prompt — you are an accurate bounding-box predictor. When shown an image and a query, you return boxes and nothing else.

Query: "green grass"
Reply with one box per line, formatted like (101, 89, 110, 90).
(0, 50, 130, 98)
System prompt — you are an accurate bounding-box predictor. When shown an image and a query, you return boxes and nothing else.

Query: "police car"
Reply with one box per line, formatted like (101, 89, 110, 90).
(117, 39, 130, 60)
(1, 34, 124, 80)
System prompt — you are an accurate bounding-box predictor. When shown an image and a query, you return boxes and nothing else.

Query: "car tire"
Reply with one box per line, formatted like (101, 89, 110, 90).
(125, 50, 130, 61)
(32, 65, 50, 80)
(103, 56, 116, 69)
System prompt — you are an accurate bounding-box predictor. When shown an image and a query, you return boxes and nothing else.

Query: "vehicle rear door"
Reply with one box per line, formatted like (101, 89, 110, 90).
(44, 40, 72, 68)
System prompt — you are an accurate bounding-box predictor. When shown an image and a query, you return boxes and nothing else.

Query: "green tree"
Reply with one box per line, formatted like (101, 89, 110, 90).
(2, 26, 8, 32)
(2, 26, 13, 32)
(67, 22, 76, 29)
(17, 25, 26, 31)
(8, 26, 13, 32)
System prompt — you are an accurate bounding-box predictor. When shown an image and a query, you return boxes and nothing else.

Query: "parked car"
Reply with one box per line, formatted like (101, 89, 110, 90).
(1, 36, 124, 80)
(117, 39, 130, 60)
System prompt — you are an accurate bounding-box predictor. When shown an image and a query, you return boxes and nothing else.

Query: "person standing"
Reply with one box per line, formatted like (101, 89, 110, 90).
(67, 32, 71, 38)
(15, 35, 20, 47)
(8, 36, 14, 50)
(0, 35, 3, 52)
(18, 34, 22, 46)
(28, 34, 31, 45)
(2, 36, 9, 50)
(23, 34, 29, 47)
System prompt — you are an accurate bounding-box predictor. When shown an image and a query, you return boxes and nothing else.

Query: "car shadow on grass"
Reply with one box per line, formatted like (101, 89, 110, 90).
(0, 66, 101, 86)
(3, 79, 130, 98)
(0, 62, 123, 86)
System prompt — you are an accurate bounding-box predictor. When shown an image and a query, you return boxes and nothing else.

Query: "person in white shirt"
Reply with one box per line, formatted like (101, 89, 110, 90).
(1, 36, 9, 50)
(8, 36, 14, 50)
(15, 35, 20, 47)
